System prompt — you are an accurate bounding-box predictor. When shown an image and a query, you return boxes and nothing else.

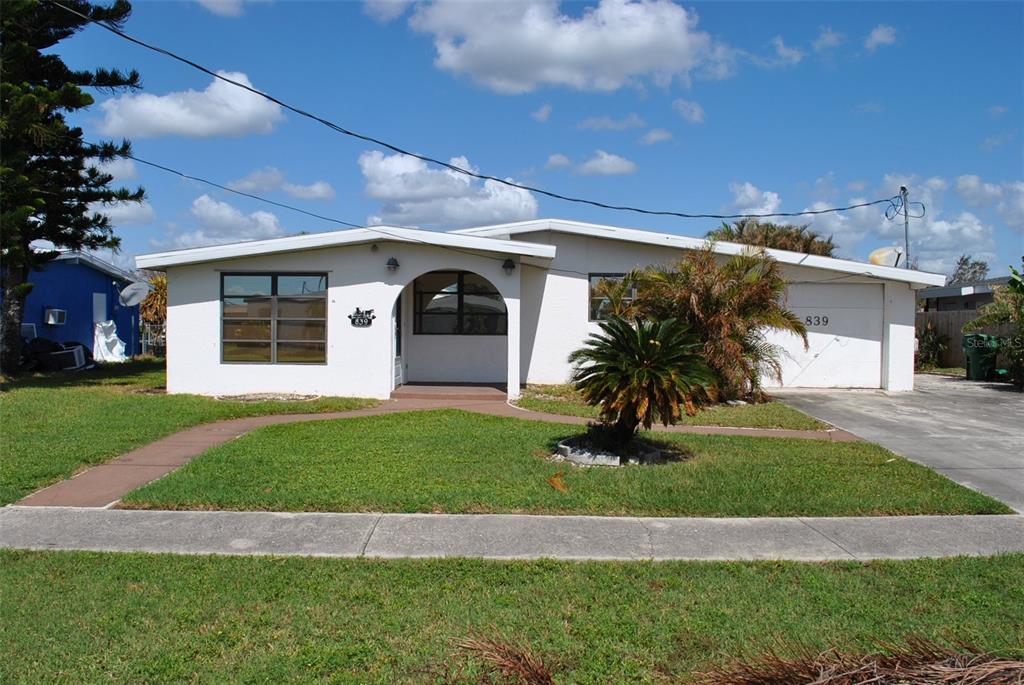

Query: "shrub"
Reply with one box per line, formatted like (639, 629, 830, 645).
(915, 321, 948, 370)
(622, 246, 807, 401)
(568, 316, 712, 448)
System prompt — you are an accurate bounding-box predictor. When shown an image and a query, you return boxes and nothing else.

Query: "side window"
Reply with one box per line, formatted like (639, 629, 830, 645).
(588, 273, 635, 321)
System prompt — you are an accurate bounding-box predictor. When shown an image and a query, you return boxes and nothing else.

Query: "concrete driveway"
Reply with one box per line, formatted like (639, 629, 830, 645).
(776, 374, 1024, 513)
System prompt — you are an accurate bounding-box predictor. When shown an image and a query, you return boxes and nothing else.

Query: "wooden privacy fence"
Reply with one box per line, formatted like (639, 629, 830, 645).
(916, 310, 1015, 368)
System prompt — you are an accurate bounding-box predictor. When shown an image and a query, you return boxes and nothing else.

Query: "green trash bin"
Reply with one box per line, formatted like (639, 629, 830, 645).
(962, 333, 998, 381)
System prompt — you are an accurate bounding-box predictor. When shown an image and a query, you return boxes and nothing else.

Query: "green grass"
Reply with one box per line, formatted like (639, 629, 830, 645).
(1, 550, 1021, 684)
(122, 409, 1008, 516)
(919, 366, 967, 377)
(0, 360, 377, 505)
(516, 384, 828, 430)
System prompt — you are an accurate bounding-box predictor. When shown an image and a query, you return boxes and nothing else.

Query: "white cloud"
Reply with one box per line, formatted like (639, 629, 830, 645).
(812, 27, 844, 53)
(578, 113, 646, 130)
(227, 166, 335, 201)
(88, 200, 156, 226)
(576, 150, 637, 176)
(954, 175, 1024, 231)
(759, 36, 804, 67)
(864, 25, 896, 53)
(847, 180, 868, 192)
(639, 128, 673, 145)
(406, 0, 734, 94)
(282, 181, 335, 200)
(989, 105, 1008, 118)
(673, 98, 705, 124)
(163, 194, 285, 248)
(195, 0, 244, 16)
(729, 181, 781, 216)
(980, 130, 1017, 151)
(358, 151, 538, 228)
(227, 167, 286, 193)
(363, 0, 413, 21)
(98, 71, 284, 138)
(911, 212, 995, 273)
(956, 175, 1003, 207)
(998, 181, 1024, 229)
(803, 199, 884, 247)
(531, 103, 552, 122)
(545, 153, 572, 170)
(86, 157, 137, 181)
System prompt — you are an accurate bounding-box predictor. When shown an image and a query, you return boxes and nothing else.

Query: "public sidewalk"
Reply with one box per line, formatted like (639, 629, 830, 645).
(1, 507, 1021, 561)
(16, 396, 855, 508)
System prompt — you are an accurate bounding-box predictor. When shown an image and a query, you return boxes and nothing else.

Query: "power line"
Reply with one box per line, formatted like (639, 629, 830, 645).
(55, 0, 901, 222)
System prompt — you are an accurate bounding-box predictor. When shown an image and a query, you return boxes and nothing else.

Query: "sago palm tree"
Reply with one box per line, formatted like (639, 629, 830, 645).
(569, 316, 713, 448)
(623, 246, 808, 401)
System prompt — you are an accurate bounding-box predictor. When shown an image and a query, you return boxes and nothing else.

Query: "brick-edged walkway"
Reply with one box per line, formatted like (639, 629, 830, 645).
(16, 396, 856, 508)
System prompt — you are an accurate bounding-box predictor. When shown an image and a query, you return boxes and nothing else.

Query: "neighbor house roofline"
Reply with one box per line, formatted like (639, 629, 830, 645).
(453, 218, 947, 288)
(135, 225, 558, 269)
(54, 250, 135, 282)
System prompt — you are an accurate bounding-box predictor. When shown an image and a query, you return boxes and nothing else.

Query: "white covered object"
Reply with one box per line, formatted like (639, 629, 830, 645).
(93, 320, 128, 363)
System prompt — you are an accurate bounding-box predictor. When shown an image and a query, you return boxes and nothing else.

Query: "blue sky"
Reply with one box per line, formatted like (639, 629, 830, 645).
(61, 0, 1023, 276)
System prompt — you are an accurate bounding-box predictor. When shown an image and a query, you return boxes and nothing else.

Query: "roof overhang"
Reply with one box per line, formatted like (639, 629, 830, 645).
(454, 219, 947, 288)
(135, 225, 557, 270)
(54, 251, 134, 282)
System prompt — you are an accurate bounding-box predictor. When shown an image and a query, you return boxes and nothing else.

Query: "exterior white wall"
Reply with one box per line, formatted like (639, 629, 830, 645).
(165, 242, 520, 399)
(510, 231, 914, 390)
(881, 281, 917, 391)
(164, 228, 920, 398)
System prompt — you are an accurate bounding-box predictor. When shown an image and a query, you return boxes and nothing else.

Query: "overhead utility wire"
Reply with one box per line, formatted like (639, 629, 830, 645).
(56, 0, 899, 222)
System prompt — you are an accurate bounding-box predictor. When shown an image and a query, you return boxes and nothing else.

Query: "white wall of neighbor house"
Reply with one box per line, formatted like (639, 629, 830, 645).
(165, 241, 522, 399)
(511, 230, 916, 390)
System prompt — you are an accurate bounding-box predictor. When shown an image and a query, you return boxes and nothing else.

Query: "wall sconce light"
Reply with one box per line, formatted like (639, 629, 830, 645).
(386, 257, 400, 272)
(502, 258, 516, 275)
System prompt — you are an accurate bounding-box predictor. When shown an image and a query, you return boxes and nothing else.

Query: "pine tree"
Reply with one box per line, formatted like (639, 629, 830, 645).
(1, 0, 145, 371)
(948, 254, 990, 285)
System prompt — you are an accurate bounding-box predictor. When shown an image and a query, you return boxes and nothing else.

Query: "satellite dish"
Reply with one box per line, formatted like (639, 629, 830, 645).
(868, 246, 903, 268)
(118, 281, 153, 307)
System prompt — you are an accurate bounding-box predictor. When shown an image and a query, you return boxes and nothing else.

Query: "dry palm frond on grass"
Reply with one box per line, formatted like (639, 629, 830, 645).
(455, 635, 557, 685)
(690, 637, 1024, 685)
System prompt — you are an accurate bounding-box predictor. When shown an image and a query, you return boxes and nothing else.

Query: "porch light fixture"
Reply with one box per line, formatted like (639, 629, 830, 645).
(502, 258, 516, 275)
(386, 257, 400, 272)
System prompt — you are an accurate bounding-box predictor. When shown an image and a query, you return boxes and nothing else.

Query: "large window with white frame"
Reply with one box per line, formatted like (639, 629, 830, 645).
(221, 273, 327, 363)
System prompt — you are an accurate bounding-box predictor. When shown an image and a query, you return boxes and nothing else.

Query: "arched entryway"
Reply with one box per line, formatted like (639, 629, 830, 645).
(391, 269, 509, 388)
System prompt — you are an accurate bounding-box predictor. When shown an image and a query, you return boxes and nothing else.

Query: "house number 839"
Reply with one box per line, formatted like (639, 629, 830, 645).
(805, 315, 829, 326)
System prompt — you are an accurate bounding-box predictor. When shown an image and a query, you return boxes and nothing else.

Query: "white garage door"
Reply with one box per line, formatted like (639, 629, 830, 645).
(772, 283, 883, 388)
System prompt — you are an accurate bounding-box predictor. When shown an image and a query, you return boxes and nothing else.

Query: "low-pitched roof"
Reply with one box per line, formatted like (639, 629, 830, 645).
(53, 251, 135, 282)
(454, 218, 947, 288)
(135, 225, 557, 269)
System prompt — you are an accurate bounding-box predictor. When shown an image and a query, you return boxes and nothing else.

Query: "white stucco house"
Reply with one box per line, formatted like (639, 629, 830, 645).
(135, 218, 946, 400)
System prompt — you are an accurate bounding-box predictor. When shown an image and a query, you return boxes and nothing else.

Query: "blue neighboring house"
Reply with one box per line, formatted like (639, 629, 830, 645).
(20, 251, 142, 356)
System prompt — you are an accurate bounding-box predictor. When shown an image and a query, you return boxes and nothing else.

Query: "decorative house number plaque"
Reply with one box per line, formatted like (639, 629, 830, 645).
(348, 308, 376, 328)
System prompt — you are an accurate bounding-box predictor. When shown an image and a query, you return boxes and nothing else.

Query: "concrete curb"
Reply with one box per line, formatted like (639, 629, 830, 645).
(2, 507, 1021, 562)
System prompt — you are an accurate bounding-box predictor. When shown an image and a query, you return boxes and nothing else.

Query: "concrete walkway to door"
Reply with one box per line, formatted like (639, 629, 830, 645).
(16, 389, 857, 509)
(776, 374, 1024, 513)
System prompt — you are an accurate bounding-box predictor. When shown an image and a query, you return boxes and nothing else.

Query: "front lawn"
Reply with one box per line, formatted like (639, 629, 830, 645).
(516, 383, 828, 430)
(0, 360, 377, 505)
(919, 366, 967, 377)
(1, 550, 1021, 684)
(122, 409, 1008, 516)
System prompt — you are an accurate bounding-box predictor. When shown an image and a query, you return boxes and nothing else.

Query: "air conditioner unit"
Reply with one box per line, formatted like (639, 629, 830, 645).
(44, 308, 67, 325)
